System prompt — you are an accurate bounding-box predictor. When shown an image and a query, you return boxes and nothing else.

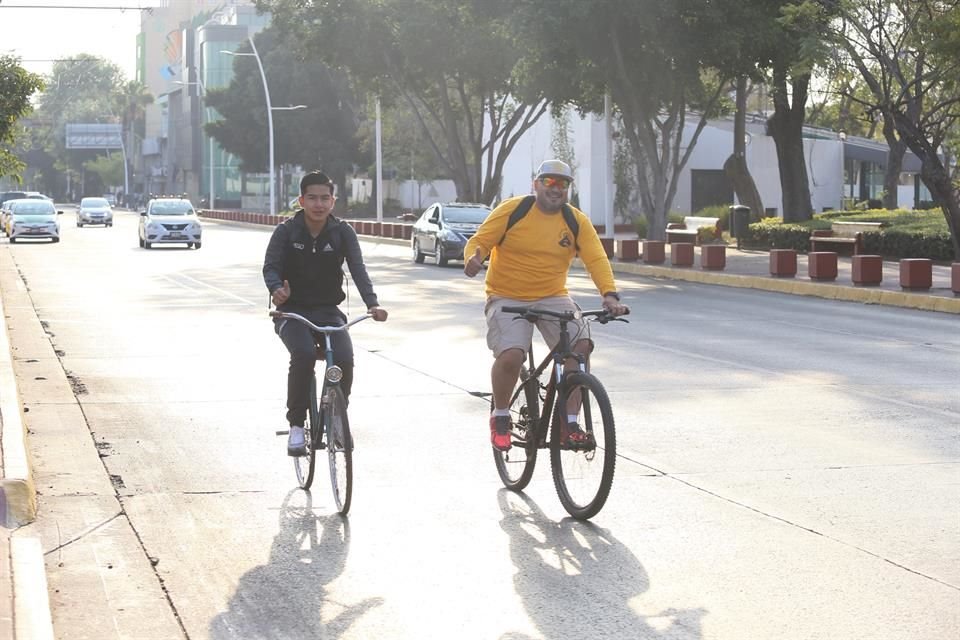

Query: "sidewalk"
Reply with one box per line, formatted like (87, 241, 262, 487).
(1, 245, 55, 639)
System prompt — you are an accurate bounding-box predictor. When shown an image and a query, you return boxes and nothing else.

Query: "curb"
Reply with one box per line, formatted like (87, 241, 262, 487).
(11, 537, 54, 640)
(0, 269, 35, 526)
(600, 260, 960, 315)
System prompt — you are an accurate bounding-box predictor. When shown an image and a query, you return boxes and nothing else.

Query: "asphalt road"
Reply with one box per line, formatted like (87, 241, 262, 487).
(7, 206, 959, 639)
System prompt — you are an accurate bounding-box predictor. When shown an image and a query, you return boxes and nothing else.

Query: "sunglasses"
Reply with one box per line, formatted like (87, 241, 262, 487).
(539, 176, 571, 189)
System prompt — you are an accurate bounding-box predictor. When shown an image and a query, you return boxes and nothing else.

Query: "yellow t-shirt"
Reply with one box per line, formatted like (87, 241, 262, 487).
(464, 195, 617, 300)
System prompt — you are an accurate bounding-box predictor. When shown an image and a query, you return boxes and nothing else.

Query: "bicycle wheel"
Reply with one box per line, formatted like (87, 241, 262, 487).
(294, 375, 321, 490)
(492, 366, 540, 491)
(325, 385, 353, 514)
(550, 371, 616, 520)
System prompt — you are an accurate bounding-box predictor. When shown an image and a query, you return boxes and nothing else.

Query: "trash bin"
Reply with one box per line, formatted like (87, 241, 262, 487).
(729, 205, 750, 239)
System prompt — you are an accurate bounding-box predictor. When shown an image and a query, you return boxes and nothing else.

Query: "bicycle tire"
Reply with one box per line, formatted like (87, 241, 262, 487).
(294, 375, 321, 490)
(325, 385, 353, 514)
(492, 366, 540, 491)
(550, 371, 616, 520)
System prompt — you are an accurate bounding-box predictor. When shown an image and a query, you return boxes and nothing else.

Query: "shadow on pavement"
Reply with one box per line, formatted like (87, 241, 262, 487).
(498, 490, 705, 640)
(209, 489, 382, 639)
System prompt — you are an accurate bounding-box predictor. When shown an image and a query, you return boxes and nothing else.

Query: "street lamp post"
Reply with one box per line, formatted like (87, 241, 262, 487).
(174, 77, 215, 209)
(223, 37, 306, 216)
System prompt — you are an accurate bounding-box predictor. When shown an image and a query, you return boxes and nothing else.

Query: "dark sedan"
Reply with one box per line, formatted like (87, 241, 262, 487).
(411, 202, 491, 266)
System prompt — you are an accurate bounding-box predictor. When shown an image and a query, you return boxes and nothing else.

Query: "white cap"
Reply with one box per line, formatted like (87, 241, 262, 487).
(535, 160, 574, 181)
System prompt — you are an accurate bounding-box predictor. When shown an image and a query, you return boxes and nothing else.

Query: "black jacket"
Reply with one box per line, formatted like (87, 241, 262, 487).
(263, 211, 379, 310)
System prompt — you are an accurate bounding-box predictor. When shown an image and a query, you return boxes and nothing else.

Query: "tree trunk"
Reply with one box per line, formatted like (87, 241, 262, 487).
(767, 68, 813, 222)
(881, 118, 905, 210)
(724, 76, 764, 221)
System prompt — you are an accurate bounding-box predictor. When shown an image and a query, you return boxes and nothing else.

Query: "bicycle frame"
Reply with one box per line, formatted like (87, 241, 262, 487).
(514, 310, 592, 448)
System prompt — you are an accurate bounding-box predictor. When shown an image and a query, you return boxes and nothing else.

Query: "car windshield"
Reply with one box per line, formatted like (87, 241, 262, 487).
(81, 198, 109, 207)
(151, 201, 193, 215)
(11, 202, 55, 215)
(444, 207, 490, 224)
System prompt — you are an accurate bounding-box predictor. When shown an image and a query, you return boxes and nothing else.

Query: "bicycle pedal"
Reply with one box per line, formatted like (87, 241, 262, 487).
(275, 430, 289, 436)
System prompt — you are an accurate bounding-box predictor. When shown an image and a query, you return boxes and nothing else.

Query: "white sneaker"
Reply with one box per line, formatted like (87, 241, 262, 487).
(287, 426, 307, 456)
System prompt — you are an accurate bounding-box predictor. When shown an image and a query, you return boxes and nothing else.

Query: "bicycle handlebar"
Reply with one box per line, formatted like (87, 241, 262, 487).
(501, 305, 629, 324)
(269, 310, 373, 333)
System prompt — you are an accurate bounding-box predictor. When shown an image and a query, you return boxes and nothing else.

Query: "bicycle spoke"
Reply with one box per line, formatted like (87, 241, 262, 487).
(551, 372, 616, 520)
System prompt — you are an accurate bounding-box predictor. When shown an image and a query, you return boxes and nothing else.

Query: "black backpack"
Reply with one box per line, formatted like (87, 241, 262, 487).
(497, 195, 580, 250)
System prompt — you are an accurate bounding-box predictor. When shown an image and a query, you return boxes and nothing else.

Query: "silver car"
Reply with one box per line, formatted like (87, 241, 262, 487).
(8, 199, 61, 243)
(138, 197, 202, 249)
(77, 197, 114, 227)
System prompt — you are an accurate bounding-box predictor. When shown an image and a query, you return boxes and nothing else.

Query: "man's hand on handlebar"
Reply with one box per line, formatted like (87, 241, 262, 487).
(602, 294, 629, 317)
(369, 306, 388, 322)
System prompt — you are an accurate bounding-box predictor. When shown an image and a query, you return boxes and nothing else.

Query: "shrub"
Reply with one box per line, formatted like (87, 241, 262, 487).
(741, 208, 953, 260)
(693, 204, 732, 230)
(633, 215, 648, 239)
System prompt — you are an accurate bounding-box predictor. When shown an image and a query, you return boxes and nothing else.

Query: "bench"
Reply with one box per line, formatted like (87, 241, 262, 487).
(808, 221, 884, 255)
(665, 216, 719, 245)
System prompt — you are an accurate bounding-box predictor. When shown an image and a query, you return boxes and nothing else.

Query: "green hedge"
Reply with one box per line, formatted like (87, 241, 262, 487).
(740, 208, 954, 260)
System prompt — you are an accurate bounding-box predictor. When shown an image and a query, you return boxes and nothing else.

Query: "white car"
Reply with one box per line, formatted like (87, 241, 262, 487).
(138, 197, 202, 249)
(8, 199, 60, 243)
(77, 196, 114, 227)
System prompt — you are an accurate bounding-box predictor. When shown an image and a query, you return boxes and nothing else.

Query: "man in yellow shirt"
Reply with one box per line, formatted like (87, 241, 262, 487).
(464, 159, 629, 451)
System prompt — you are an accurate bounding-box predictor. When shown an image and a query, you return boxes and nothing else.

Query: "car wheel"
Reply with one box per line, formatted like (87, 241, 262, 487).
(77, 221, 82, 227)
(52, 238, 59, 243)
(138, 237, 144, 248)
(435, 244, 448, 267)
(194, 242, 202, 249)
(144, 241, 152, 249)
(413, 239, 425, 263)
(9, 238, 15, 243)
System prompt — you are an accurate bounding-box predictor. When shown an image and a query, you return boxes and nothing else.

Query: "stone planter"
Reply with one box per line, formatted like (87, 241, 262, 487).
(807, 251, 838, 281)
(671, 242, 694, 267)
(769, 249, 797, 277)
(700, 244, 726, 270)
(615, 239, 640, 262)
(642, 240, 665, 264)
(599, 237, 614, 258)
(852, 255, 883, 286)
(900, 258, 932, 290)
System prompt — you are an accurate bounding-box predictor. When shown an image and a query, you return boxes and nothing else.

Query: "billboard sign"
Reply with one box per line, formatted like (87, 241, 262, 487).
(65, 123, 123, 150)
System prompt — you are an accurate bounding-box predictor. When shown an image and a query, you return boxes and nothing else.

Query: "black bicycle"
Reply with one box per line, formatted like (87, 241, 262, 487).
(271, 310, 372, 514)
(493, 306, 627, 520)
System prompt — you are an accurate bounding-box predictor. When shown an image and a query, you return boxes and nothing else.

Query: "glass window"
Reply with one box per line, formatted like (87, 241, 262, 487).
(442, 206, 490, 224)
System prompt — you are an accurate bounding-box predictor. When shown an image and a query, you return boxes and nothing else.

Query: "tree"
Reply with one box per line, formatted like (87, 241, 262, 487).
(831, 0, 960, 257)
(31, 55, 129, 197)
(205, 26, 366, 194)
(259, 0, 549, 204)
(0, 55, 44, 180)
(511, 0, 730, 239)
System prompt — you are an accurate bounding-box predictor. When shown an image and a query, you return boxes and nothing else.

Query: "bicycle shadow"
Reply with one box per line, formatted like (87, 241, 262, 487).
(497, 490, 705, 640)
(208, 489, 383, 639)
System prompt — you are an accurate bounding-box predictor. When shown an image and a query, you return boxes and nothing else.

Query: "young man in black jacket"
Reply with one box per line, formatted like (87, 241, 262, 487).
(263, 171, 388, 456)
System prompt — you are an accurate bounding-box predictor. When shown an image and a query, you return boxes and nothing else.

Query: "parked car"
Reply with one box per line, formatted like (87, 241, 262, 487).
(0, 191, 28, 234)
(411, 202, 492, 265)
(138, 197, 202, 249)
(25, 191, 53, 202)
(7, 199, 61, 243)
(77, 197, 114, 227)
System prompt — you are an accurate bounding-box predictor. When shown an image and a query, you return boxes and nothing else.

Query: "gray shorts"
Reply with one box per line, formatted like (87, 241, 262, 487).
(484, 295, 592, 357)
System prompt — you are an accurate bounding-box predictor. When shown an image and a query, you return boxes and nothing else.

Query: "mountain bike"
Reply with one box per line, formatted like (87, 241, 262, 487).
(271, 310, 372, 515)
(493, 306, 627, 520)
